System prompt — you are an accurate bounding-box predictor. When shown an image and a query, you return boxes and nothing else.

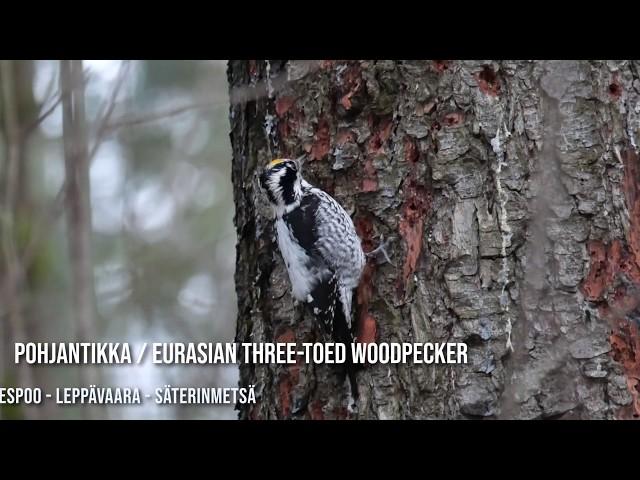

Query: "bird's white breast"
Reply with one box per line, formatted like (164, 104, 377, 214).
(275, 218, 313, 302)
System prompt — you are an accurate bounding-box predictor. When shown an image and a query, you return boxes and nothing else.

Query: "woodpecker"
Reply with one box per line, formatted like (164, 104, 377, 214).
(259, 156, 366, 408)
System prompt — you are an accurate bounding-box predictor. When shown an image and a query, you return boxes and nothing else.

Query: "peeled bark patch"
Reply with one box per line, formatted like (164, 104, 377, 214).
(582, 240, 616, 301)
(476, 65, 500, 97)
(432, 60, 450, 73)
(609, 73, 622, 100)
(310, 117, 331, 161)
(309, 400, 325, 420)
(443, 112, 465, 127)
(334, 62, 366, 116)
(276, 330, 302, 419)
(355, 214, 377, 345)
(397, 180, 431, 301)
(580, 147, 640, 418)
(278, 375, 293, 418)
(275, 96, 296, 117)
(622, 149, 640, 267)
(609, 322, 640, 419)
(357, 312, 377, 345)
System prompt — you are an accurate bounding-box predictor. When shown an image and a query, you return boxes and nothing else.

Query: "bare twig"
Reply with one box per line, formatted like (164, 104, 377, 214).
(22, 71, 91, 136)
(103, 100, 223, 131)
(88, 61, 131, 161)
(22, 94, 63, 135)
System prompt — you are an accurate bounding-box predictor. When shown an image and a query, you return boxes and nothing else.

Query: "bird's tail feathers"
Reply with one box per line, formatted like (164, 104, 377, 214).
(307, 274, 359, 400)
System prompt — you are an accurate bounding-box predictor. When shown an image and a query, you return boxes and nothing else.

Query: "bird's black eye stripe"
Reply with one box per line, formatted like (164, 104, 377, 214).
(281, 167, 298, 204)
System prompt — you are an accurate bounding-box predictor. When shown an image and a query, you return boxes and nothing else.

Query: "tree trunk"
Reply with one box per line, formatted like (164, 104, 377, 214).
(60, 60, 100, 418)
(228, 60, 640, 420)
(0, 60, 38, 419)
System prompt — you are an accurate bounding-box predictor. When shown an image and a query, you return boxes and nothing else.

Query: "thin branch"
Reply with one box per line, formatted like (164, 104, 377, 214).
(103, 100, 223, 132)
(88, 61, 131, 161)
(22, 94, 63, 135)
(22, 72, 91, 136)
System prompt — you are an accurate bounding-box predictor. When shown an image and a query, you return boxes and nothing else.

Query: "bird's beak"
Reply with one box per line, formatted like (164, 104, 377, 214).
(295, 154, 306, 169)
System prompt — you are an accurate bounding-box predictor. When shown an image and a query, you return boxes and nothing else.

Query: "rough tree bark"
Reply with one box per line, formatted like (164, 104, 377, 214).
(229, 60, 640, 420)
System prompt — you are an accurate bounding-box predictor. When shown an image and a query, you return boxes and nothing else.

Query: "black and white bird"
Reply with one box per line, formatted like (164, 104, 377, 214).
(259, 156, 366, 407)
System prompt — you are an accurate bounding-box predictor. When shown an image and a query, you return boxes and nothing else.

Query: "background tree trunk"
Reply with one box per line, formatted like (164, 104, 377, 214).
(60, 60, 100, 419)
(0, 60, 38, 419)
(228, 60, 640, 420)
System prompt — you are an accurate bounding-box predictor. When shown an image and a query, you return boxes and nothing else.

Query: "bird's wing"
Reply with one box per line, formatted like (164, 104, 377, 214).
(282, 192, 336, 335)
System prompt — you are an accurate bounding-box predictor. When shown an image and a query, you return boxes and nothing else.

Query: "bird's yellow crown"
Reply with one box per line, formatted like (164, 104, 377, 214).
(268, 158, 286, 168)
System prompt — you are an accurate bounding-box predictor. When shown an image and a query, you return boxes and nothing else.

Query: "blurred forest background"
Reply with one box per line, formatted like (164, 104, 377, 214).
(0, 60, 238, 419)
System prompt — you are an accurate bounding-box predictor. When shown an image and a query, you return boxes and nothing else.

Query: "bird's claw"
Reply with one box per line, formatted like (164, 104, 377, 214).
(346, 393, 359, 416)
(291, 395, 309, 416)
(366, 233, 395, 267)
